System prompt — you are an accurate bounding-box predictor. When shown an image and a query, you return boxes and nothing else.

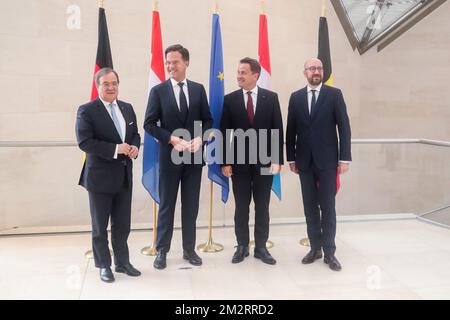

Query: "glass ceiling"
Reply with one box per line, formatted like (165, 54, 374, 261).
(331, 0, 447, 54)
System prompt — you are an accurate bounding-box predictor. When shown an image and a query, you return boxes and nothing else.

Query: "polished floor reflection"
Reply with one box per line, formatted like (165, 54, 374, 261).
(1, 218, 450, 300)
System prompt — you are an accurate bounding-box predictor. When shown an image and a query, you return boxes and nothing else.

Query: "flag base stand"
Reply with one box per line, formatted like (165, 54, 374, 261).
(249, 240, 274, 249)
(197, 238, 224, 253)
(141, 245, 158, 256)
(299, 238, 310, 247)
(141, 202, 158, 256)
(85, 249, 113, 259)
(197, 181, 224, 253)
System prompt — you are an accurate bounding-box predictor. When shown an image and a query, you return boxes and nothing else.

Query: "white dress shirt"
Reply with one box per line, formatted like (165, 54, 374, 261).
(170, 78, 190, 110)
(243, 86, 258, 113)
(307, 82, 322, 115)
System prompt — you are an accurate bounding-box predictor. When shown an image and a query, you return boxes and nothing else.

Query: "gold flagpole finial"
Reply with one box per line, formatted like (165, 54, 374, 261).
(214, 0, 219, 14)
(99, 0, 104, 8)
(321, 0, 327, 17)
(260, 0, 265, 14)
(152, 0, 158, 11)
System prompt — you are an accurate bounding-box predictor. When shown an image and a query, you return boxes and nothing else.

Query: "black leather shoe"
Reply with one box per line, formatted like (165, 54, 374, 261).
(324, 255, 342, 271)
(183, 250, 202, 266)
(232, 245, 249, 264)
(153, 251, 167, 270)
(301, 250, 323, 264)
(100, 267, 115, 283)
(115, 264, 141, 277)
(254, 247, 276, 265)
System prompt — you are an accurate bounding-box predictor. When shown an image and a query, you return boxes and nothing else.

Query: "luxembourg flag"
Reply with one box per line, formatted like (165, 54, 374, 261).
(142, 9, 165, 204)
(257, 12, 282, 201)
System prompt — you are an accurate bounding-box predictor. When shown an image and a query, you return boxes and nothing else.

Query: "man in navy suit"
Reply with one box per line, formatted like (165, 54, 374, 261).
(286, 58, 351, 271)
(144, 44, 213, 270)
(220, 57, 284, 265)
(76, 68, 141, 282)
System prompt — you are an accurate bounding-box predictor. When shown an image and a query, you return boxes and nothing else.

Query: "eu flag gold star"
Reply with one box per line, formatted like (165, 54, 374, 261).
(217, 72, 224, 81)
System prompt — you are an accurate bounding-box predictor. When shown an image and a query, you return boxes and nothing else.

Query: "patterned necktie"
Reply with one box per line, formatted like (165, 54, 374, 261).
(109, 103, 123, 141)
(247, 91, 254, 126)
(178, 82, 189, 123)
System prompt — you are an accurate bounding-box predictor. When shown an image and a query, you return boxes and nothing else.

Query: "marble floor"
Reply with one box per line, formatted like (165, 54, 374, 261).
(1, 218, 450, 300)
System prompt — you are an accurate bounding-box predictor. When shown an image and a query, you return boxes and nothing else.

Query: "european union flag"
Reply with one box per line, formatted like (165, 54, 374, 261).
(142, 131, 160, 204)
(207, 13, 229, 203)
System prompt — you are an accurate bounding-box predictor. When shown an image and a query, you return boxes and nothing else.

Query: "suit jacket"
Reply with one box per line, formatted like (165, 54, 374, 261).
(76, 98, 141, 193)
(220, 87, 284, 173)
(143, 79, 213, 172)
(286, 84, 351, 171)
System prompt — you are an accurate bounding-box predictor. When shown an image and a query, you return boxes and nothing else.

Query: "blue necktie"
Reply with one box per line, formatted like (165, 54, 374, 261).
(109, 103, 123, 141)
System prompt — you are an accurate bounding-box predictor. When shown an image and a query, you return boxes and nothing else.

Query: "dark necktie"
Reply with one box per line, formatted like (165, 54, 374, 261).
(310, 89, 316, 115)
(247, 91, 254, 126)
(178, 82, 188, 123)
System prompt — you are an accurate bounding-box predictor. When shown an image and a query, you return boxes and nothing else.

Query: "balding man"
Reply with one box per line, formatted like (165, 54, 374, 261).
(286, 58, 351, 271)
(76, 68, 141, 282)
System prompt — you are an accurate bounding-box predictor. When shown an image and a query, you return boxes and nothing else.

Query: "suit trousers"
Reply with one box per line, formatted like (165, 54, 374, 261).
(299, 163, 337, 256)
(231, 165, 273, 249)
(88, 171, 131, 268)
(156, 165, 203, 253)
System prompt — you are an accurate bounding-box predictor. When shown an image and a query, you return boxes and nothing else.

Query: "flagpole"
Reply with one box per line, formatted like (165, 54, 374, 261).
(197, 1, 224, 253)
(250, 0, 274, 250)
(321, 0, 327, 17)
(85, 0, 114, 259)
(141, 202, 158, 255)
(141, 0, 160, 257)
(197, 181, 224, 252)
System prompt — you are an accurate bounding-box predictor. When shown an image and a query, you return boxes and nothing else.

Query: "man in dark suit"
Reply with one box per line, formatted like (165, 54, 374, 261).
(144, 44, 213, 270)
(76, 68, 141, 282)
(220, 57, 284, 265)
(286, 58, 351, 271)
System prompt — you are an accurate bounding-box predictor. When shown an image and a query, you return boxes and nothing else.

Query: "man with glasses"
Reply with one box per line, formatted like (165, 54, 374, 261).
(286, 58, 351, 271)
(76, 68, 141, 282)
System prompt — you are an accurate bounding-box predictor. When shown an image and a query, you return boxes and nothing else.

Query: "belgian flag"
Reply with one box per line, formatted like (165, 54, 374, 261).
(318, 15, 333, 86)
(318, 13, 341, 192)
(90, 6, 113, 100)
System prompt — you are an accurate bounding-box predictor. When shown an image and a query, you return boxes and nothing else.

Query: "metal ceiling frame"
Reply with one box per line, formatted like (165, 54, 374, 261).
(330, 0, 447, 54)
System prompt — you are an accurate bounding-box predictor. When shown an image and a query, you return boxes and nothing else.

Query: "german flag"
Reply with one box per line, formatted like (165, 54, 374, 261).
(318, 16, 333, 86)
(90, 6, 113, 100)
(83, 6, 114, 166)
